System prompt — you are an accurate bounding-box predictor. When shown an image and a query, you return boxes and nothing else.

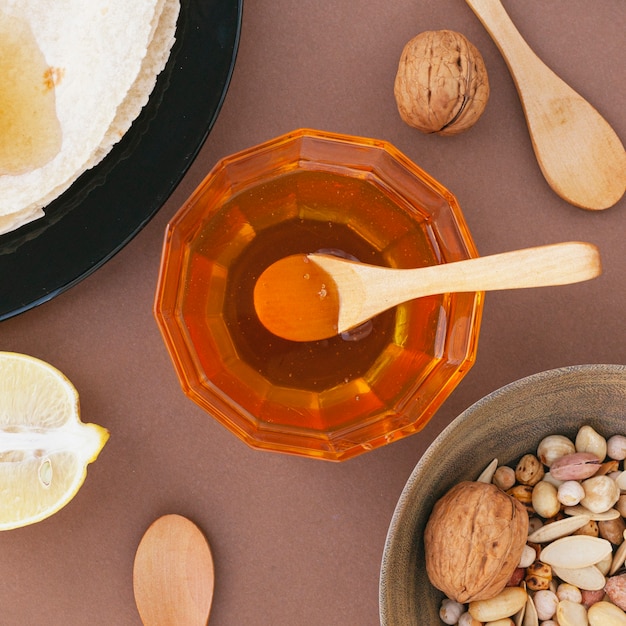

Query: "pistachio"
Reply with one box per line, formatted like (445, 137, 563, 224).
(550, 452, 602, 481)
(576, 425, 608, 461)
(540, 536, 612, 569)
(552, 564, 606, 590)
(468, 587, 528, 622)
(516, 454, 545, 486)
(556, 599, 590, 626)
(588, 601, 626, 626)
(537, 435, 576, 467)
(581, 475, 621, 514)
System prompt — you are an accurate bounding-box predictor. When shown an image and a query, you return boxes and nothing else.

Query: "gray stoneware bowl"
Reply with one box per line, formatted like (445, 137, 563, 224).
(379, 363, 626, 625)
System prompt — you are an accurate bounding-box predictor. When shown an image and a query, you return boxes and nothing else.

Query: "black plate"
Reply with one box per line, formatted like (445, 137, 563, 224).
(0, 0, 242, 321)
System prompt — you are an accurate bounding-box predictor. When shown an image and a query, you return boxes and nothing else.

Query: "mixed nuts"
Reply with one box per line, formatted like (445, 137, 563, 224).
(426, 425, 626, 625)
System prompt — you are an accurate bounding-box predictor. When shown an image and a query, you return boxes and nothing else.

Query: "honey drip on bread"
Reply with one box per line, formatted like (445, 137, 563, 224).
(0, 11, 62, 176)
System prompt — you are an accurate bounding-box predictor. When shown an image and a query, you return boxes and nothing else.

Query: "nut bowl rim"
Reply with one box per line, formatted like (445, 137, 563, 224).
(379, 362, 626, 625)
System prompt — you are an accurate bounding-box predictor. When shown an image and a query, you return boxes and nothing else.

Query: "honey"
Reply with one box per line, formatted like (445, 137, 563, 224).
(0, 11, 62, 176)
(222, 217, 395, 390)
(182, 170, 443, 423)
(253, 253, 345, 342)
(155, 130, 482, 460)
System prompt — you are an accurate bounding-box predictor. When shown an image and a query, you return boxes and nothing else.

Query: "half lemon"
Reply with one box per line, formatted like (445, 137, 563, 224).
(0, 351, 109, 530)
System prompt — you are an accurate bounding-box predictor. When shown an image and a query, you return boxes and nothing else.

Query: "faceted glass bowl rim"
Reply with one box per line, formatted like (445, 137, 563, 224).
(154, 129, 483, 460)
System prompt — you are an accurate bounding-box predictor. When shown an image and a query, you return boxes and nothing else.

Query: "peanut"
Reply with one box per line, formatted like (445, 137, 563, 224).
(468, 587, 527, 621)
(550, 452, 601, 481)
(606, 574, 626, 611)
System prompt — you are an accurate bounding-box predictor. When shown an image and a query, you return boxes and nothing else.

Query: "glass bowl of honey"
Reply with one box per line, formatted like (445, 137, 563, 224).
(154, 129, 483, 461)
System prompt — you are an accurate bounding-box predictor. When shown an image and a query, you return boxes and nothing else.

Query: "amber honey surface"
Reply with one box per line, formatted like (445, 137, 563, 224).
(182, 170, 448, 432)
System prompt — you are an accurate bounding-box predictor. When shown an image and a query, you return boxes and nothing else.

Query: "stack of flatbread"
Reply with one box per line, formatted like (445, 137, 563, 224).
(0, 0, 180, 235)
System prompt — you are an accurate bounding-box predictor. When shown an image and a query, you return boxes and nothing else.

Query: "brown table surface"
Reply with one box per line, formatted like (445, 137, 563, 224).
(2, 1, 625, 624)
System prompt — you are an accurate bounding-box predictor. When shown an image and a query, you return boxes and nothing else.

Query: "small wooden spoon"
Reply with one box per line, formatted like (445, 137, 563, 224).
(253, 242, 601, 342)
(133, 514, 215, 626)
(465, 0, 626, 210)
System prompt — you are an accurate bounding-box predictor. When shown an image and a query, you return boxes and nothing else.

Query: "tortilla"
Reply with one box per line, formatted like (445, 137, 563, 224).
(90, 0, 179, 166)
(0, 0, 180, 235)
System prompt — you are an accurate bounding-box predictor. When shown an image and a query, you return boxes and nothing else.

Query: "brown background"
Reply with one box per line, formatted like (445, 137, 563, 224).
(2, 0, 625, 624)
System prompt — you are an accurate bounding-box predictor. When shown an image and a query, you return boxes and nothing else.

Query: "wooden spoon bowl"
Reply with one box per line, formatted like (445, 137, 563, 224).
(133, 514, 215, 626)
(465, 0, 626, 210)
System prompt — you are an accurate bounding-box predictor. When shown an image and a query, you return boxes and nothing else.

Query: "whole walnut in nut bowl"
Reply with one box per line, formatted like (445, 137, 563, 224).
(394, 30, 490, 135)
(424, 481, 528, 603)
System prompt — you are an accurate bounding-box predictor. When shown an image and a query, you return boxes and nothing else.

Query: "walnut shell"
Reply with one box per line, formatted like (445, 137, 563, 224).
(424, 481, 529, 603)
(394, 30, 490, 135)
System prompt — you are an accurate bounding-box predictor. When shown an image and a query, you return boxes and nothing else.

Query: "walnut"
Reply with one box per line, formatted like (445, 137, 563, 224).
(394, 30, 490, 135)
(424, 481, 529, 603)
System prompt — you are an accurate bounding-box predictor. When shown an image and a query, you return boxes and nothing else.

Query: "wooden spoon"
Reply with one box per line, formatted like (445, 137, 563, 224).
(253, 242, 601, 342)
(133, 514, 215, 626)
(465, 0, 626, 210)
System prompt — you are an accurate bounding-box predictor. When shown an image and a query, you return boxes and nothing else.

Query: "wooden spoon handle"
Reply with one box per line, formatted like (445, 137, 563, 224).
(463, 0, 547, 94)
(352, 242, 600, 324)
(404, 241, 600, 296)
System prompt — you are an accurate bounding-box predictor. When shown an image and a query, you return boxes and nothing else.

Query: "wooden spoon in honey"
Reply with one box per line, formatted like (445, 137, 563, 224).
(253, 242, 601, 342)
(465, 0, 626, 210)
(133, 514, 215, 626)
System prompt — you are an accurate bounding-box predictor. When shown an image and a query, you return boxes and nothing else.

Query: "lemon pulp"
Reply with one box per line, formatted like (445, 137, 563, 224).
(0, 352, 108, 530)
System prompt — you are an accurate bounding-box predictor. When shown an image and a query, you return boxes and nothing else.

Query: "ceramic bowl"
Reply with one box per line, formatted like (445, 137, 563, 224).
(154, 129, 482, 461)
(379, 363, 626, 623)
